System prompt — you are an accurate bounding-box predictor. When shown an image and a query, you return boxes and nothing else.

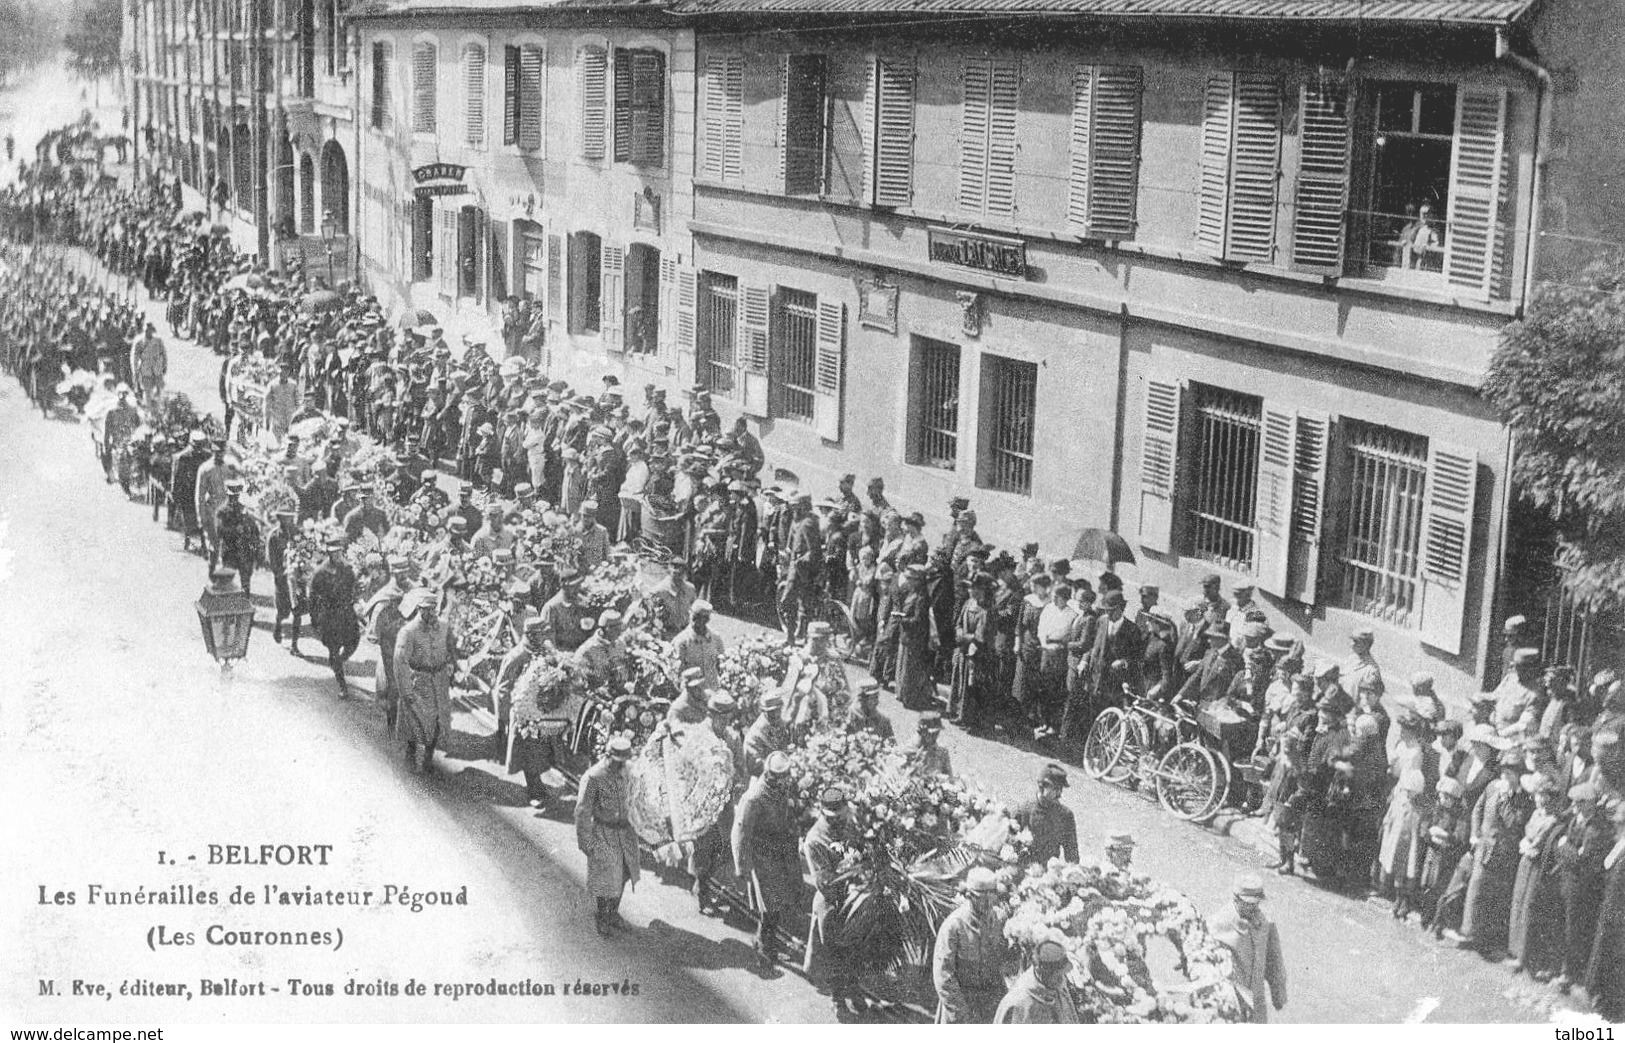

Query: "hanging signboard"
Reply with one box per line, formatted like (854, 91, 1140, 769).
(412, 163, 470, 199)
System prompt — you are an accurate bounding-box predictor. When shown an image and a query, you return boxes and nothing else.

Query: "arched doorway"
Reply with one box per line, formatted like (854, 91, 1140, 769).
(319, 139, 348, 234)
(299, 153, 315, 233)
(275, 134, 294, 236)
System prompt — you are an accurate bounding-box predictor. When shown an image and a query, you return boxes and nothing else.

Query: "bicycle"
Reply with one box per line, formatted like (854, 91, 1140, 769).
(1081, 692, 1229, 823)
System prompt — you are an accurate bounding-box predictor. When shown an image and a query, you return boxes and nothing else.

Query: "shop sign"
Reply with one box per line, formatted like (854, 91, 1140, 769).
(927, 227, 1027, 279)
(412, 163, 470, 198)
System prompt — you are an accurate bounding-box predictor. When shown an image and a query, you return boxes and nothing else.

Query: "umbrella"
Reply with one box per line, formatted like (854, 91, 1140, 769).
(408, 308, 438, 326)
(1072, 527, 1136, 568)
(299, 290, 343, 313)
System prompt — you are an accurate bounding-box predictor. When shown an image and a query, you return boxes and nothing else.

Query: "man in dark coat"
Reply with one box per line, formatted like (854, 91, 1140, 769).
(1178, 622, 1245, 704)
(214, 480, 261, 596)
(1061, 589, 1142, 746)
(306, 534, 361, 696)
(168, 431, 209, 553)
(1014, 763, 1079, 864)
(778, 492, 823, 641)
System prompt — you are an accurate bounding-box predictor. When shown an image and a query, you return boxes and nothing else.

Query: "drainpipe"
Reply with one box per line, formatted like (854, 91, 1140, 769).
(1496, 27, 1551, 313)
(1490, 27, 1548, 686)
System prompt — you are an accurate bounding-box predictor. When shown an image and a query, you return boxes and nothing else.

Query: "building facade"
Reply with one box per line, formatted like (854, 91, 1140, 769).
(123, 0, 1613, 694)
(676, 5, 1544, 695)
(349, 2, 695, 361)
(123, 0, 359, 266)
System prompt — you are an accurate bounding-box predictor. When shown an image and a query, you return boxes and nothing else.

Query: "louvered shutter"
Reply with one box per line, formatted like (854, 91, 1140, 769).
(463, 43, 485, 148)
(674, 265, 699, 386)
(781, 54, 825, 194)
(371, 43, 385, 129)
(578, 46, 607, 160)
(600, 242, 624, 352)
(517, 45, 544, 151)
(959, 58, 990, 214)
(503, 46, 520, 146)
(546, 233, 563, 328)
(1445, 88, 1508, 301)
(1195, 74, 1232, 256)
(1290, 79, 1350, 274)
(738, 285, 770, 416)
(704, 54, 742, 183)
(1137, 378, 1181, 553)
(1285, 410, 1329, 605)
(613, 49, 632, 163)
(411, 43, 435, 134)
(1418, 441, 1479, 654)
(657, 254, 677, 368)
(1068, 65, 1141, 239)
(812, 299, 845, 441)
(437, 208, 456, 298)
(1226, 73, 1281, 262)
(986, 59, 1018, 216)
(489, 218, 508, 306)
(631, 51, 664, 167)
(870, 56, 914, 208)
(1254, 405, 1295, 596)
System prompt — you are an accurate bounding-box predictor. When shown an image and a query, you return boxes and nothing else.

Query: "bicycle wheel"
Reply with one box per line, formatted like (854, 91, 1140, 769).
(1082, 708, 1127, 781)
(1118, 713, 1152, 788)
(1155, 743, 1223, 822)
(824, 599, 859, 662)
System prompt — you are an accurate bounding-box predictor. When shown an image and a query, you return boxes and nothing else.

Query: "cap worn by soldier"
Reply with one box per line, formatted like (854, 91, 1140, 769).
(709, 692, 737, 715)
(681, 666, 706, 689)
(1233, 875, 1267, 904)
(964, 867, 999, 894)
(918, 710, 944, 732)
(224, 479, 244, 495)
(1040, 763, 1070, 789)
(606, 735, 634, 760)
(523, 615, 547, 634)
(597, 609, 622, 628)
(764, 750, 791, 775)
(818, 787, 849, 813)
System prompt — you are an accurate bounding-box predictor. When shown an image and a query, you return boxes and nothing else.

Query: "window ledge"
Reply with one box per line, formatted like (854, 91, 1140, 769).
(691, 180, 1521, 318)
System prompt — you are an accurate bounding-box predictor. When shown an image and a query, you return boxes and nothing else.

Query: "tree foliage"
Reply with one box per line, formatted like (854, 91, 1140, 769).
(0, 0, 61, 76)
(1482, 255, 1625, 610)
(62, 0, 121, 82)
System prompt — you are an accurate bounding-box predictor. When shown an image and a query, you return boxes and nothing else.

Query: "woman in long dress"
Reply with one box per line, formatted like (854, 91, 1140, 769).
(893, 565, 938, 711)
(1378, 710, 1439, 916)
(948, 575, 993, 730)
(1460, 760, 1533, 958)
(1584, 802, 1625, 1020)
(1507, 775, 1566, 978)
(1009, 574, 1050, 734)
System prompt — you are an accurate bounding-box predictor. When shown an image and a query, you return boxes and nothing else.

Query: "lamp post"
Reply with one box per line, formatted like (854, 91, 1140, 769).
(320, 207, 337, 288)
(195, 568, 256, 671)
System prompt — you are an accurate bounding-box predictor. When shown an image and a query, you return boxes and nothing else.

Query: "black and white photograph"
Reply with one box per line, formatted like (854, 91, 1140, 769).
(0, 0, 1622, 1029)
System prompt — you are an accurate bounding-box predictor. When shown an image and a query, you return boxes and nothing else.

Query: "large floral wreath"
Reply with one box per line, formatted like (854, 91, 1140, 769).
(1002, 859, 1243, 1024)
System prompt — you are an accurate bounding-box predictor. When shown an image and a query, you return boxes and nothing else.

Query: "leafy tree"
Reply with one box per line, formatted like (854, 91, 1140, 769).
(63, 0, 122, 83)
(1482, 255, 1625, 610)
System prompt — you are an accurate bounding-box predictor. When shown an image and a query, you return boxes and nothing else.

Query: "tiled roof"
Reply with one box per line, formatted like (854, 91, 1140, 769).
(668, 0, 1535, 22)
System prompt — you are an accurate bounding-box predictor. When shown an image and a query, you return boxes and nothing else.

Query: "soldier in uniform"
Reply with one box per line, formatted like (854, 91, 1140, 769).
(575, 735, 641, 936)
(995, 941, 1078, 1023)
(844, 678, 895, 741)
(778, 492, 822, 641)
(743, 691, 791, 779)
(213, 479, 261, 596)
(690, 692, 744, 915)
(804, 786, 862, 1015)
(493, 617, 549, 798)
(394, 588, 457, 773)
(365, 558, 414, 731)
(307, 533, 361, 697)
(1207, 876, 1288, 1023)
(537, 569, 597, 654)
(194, 440, 232, 567)
(732, 751, 804, 971)
(933, 866, 1010, 1023)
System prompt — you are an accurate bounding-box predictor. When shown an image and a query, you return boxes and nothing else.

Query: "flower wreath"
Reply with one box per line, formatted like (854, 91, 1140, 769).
(1002, 859, 1243, 1024)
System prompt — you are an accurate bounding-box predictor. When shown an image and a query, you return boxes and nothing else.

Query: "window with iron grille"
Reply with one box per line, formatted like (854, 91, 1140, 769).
(980, 354, 1036, 496)
(770, 288, 818, 424)
(568, 231, 601, 335)
(909, 336, 959, 470)
(699, 273, 738, 399)
(1339, 421, 1428, 629)
(1184, 384, 1261, 572)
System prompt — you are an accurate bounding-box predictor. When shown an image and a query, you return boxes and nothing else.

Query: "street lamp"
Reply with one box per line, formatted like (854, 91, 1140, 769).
(320, 208, 337, 287)
(195, 568, 256, 669)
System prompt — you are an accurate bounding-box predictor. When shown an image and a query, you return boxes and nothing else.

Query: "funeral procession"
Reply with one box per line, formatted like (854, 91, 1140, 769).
(2, 0, 1625, 1026)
